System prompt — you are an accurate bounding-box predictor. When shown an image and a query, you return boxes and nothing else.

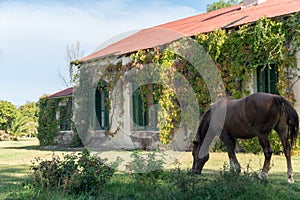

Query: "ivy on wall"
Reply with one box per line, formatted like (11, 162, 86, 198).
(38, 96, 74, 146)
(38, 13, 300, 148)
(37, 97, 60, 146)
(198, 15, 300, 100)
(125, 14, 300, 144)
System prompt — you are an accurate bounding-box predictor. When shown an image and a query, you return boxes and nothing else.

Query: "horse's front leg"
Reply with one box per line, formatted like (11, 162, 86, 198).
(229, 155, 241, 173)
(258, 136, 272, 180)
(220, 133, 241, 173)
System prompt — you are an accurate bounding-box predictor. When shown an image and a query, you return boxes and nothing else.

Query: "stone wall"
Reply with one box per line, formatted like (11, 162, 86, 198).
(55, 131, 75, 147)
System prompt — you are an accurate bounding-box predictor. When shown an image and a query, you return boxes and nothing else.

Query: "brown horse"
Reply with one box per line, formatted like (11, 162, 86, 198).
(192, 92, 299, 183)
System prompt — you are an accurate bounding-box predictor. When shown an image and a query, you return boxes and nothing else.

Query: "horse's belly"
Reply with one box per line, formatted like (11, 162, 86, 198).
(223, 121, 256, 139)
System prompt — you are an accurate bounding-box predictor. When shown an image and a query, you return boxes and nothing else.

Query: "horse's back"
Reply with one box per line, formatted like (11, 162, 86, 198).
(244, 92, 280, 118)
(224, 92, 281, 138)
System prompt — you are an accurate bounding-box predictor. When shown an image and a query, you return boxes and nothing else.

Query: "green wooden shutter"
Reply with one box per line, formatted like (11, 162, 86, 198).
(152, 84, 160, 130)
(103, 88, 109, 130)
(65, 98, 72, 130)
(132, 87, 148, 130)
(257, 65, 278, 94)
(95, 81, 109, 130)
(59, 98, 72, 131)
(269, 65, 278, 94)
(257, 66, 266, 92)
(95, 87, 101, 130)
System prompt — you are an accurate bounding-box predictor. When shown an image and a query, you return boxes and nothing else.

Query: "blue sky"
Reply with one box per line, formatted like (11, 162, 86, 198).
(0, 0, 218, 106)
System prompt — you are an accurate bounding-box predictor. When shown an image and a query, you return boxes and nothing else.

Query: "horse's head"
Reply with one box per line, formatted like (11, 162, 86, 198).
(191, 140, 209, 174)
(191, 107, 212, 174)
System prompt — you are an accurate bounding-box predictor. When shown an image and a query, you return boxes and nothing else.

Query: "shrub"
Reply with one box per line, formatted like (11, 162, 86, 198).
(31, 148, 121, 196)
(125, 150, 165, 185)
(213, 130, 286, 155)
(164, 159, 209, 196)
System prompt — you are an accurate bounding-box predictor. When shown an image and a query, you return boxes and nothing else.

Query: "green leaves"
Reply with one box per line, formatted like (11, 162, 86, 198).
(37, 97, 60, 145)
(196, 15, 300, 100)
(7, 113, 37, 137)
(126, 150, 165, 185)
(0, 101, 38, 139)
(0, 100, 17, 132)
(30, 148, 121, 196)
(206, 0, 240, 12)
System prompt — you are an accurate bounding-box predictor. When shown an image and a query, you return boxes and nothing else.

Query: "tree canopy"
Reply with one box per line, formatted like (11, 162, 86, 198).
(207, 0, 241, 12)
(19, 102, 39, 122)
(0, 100, 39, 138)
(0, 100, 17, 132)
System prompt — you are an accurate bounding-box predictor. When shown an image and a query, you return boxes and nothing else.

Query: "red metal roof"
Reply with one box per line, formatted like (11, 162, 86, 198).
(81, 27, 183, 61)
(48, 87, 73, 98)
(157, 0, 300, 36)
(81, 0, 300, 62)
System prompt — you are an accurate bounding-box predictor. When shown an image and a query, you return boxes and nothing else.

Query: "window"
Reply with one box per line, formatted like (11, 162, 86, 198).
(256, 64, 278, 94)
(95, 81, 109, 130)
(131, 84, 159, 131)
(59, 98, 72, 131)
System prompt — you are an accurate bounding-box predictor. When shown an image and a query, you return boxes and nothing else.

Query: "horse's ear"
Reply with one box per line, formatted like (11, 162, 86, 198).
(193, 141, 199, 145)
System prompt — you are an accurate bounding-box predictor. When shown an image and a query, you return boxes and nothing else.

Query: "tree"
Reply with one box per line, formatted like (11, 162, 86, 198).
(59, 40, 84, 87)
(19, 102, 39, 123)
(7, 113, 37, 137)
(0, 100, 17, 132)
(16, 102, 39, 137)
(207, 0, 241, 12)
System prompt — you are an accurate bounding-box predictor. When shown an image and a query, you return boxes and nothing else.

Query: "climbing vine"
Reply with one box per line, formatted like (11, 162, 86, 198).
(125, 14, 300, 144)
(38, 13, 300, 148)
(37, 97, 60, 146)
(38, 96, 74, 146)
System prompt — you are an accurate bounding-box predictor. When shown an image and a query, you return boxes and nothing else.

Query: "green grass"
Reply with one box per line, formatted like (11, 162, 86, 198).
(1, 138, 300, 199)
(0, 165, 29, 200)
(0, 138, 69, 199)
(8, 170, 298, 200)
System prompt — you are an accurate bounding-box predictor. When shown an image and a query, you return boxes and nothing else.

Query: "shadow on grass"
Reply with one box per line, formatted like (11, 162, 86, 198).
(1, 144, 81, 152)
(0, 165, 30, 198)
(0, 165, 29, 184)
(270, 171, 300, 186)
(0, 138, 82, 152)
(1, 145, 41, 151)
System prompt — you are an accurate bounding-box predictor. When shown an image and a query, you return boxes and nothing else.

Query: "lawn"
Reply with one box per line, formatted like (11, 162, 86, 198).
(0, 138, 67, 199)
(1, 138, 300, 199)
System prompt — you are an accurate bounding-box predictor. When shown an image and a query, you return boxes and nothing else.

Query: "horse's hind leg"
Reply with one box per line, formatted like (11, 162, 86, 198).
(258, 135, 273, 180)
(275, 125, 294, 183)
(220, 132, 241, 173)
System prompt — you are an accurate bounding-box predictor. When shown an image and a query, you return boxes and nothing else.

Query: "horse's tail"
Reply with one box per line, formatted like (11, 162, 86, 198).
(276, 96, 299, 147)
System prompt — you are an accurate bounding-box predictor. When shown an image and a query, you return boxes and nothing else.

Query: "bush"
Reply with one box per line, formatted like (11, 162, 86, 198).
(164, 159, 210, 196)
(125, 150, 165, 185)
(213, 130, 286, 155)
(30, 148, 121, 196)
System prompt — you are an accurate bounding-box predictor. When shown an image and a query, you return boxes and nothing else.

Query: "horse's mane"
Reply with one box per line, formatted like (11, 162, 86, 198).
(195, 107, 212, 144)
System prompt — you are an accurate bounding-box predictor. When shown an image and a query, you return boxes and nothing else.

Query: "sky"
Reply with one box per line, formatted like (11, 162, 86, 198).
(0, 0, 218, 106)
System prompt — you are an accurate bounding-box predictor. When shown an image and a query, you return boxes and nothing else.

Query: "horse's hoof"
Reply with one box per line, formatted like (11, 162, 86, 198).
(258, 171, 268, 180)
(288, 178, 294, 183)
(191, 169, 201, 174)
